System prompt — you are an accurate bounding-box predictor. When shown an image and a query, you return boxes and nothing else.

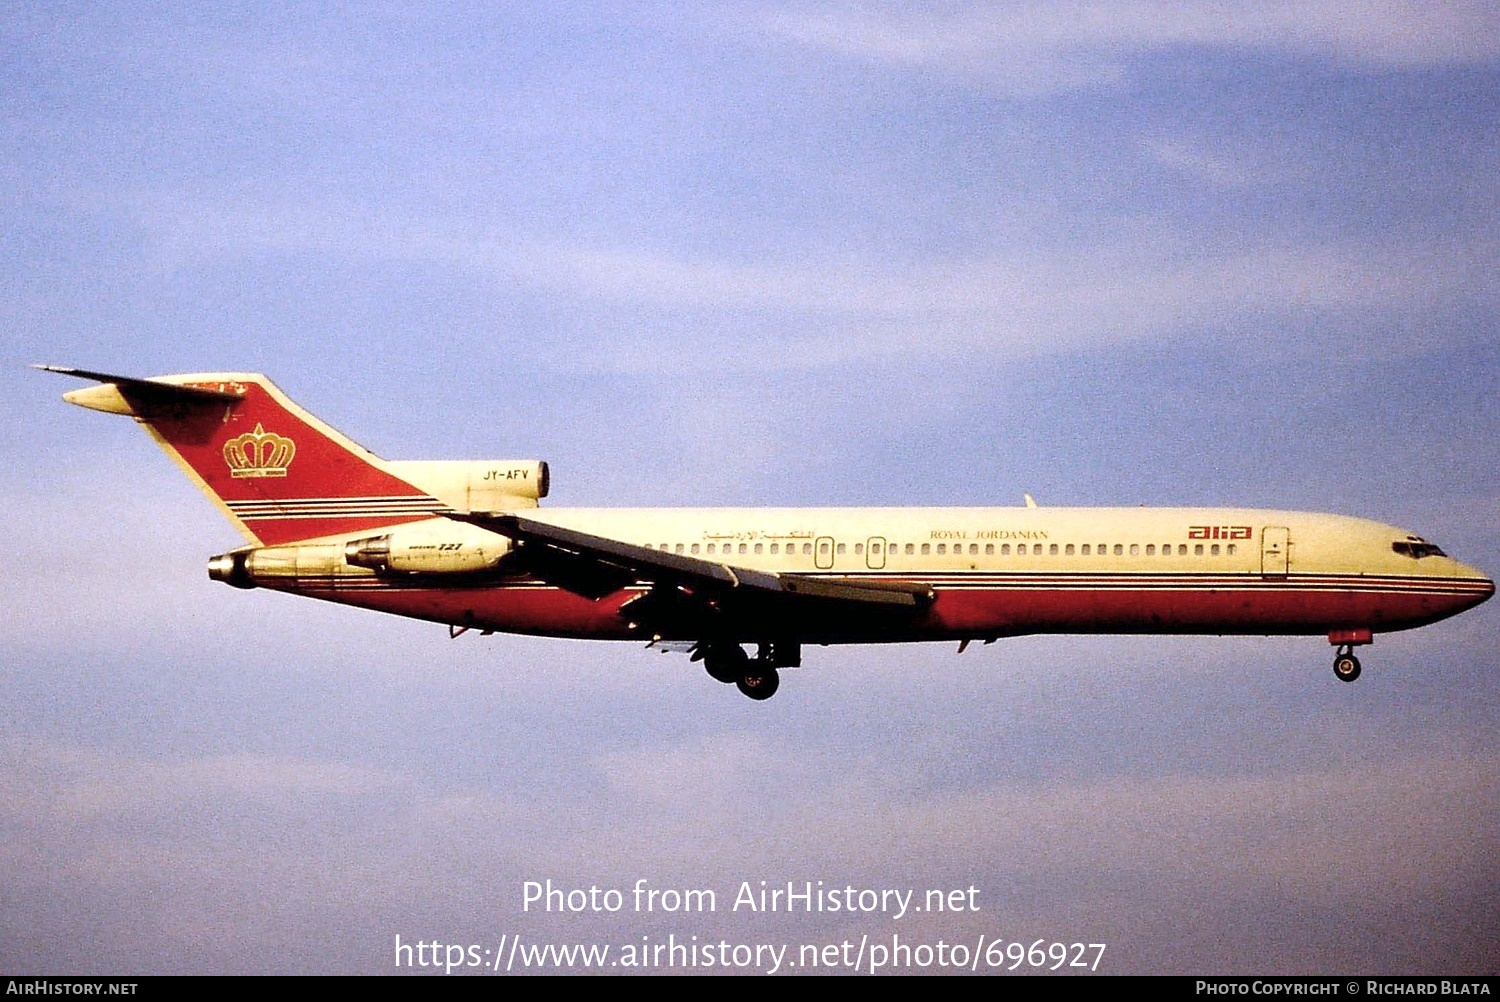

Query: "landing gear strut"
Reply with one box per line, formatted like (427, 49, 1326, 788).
(1327, 629, 1371, 683)
(697, 641, 798, 700)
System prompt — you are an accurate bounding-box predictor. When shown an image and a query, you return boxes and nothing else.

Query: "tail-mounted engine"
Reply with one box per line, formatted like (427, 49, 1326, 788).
(344, 523, 515, 574)
(384, 460, 549, 511)
(208, 520, 518, 588)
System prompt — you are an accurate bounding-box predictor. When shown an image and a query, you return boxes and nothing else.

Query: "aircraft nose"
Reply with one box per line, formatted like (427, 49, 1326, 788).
(1475, 573, 1495, 603)
(1453, 563, 1495, 610)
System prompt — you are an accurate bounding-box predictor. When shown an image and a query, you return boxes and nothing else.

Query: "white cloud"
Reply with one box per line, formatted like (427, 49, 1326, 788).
(750, 1, 1500, 92)
(106, 192, 1499, 372)
(0, 739, 401, 826)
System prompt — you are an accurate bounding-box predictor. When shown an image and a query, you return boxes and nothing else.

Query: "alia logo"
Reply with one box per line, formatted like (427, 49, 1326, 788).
(223, 423, 296, 478)
(1188, 525, 1252, 540)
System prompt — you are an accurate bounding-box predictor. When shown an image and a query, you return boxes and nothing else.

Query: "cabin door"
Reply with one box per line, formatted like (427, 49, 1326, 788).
(814, 535, 835, 570)
(1261, 526, 1290, 578)
(865, 536, 888, 570)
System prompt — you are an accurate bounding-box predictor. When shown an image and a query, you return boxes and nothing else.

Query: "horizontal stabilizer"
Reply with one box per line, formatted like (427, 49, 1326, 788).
(36, 365, 444, 546)
(35, 364, 247, 415)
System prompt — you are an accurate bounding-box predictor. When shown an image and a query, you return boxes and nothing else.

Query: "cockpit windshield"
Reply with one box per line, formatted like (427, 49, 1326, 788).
(1392, 539, 1447, 559)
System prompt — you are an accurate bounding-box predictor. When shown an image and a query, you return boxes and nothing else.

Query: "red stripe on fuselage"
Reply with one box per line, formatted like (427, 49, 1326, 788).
(262, 574, 1492, 643)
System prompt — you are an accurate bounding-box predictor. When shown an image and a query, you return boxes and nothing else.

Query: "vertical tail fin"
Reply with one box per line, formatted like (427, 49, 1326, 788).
(40, 366, 444, 546)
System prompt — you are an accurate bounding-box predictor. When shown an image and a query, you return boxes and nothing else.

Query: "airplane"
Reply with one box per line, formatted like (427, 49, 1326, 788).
(40, 365, 1494, 700)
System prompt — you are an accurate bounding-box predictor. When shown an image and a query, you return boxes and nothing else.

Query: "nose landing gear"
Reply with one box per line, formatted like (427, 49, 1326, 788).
(1328, 629, 1372, 683)
(1332, 647, 1362, 682)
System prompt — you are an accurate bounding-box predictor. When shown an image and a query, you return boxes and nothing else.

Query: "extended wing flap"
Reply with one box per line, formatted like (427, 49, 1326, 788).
(780, 574, 934, 606)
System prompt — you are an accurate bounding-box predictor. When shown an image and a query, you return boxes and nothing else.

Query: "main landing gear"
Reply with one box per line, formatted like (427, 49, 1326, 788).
(696, 641, 799, 701)
(1328, 629, 1372, 683)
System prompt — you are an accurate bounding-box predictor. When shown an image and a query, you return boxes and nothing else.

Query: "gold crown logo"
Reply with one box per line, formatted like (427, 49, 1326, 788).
(223, 423, 296, 478)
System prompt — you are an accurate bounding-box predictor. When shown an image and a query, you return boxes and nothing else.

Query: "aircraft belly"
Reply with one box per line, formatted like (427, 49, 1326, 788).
(286, 583, 640, 639)
(924, 576, 1486, 636)
(262, 572, 1488, 643)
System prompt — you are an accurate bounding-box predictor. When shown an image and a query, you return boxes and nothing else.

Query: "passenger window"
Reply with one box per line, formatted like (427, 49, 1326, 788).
(1146, 544, 1155, 555)
(803, 543, 812, 555)
(1211, 544, 1220, 555)
(905, 543, 915, 555)
(1065, 544, 1074, 555)
(1001, 544, 1011, 555)
(739, 543, 748, 554)
(769, 543, 778, 554)
(1113, 544, 1123, 556)
(1194, 544, 1204, 556)
(836, 543, 846, 555)
(675, 544, 685, 554)
(1049, 544, 1058, 555)
(937, 544, 946, 555)
(1081, 544, 1090, 555)
(691, 543, 700, 554)
(985, 544, 994, 555)
(921, 543, 930, 555)
(754, 543, 763, 554)
(1226, 544, 1236, 555)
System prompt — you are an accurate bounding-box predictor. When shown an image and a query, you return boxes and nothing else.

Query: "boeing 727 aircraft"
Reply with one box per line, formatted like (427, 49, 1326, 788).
(41, 366, 1493, 700)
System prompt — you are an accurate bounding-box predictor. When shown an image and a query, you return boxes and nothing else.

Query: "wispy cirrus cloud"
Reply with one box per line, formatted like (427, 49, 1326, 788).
(750, 1, 1500, 92)
(105, 191, 1499, 368)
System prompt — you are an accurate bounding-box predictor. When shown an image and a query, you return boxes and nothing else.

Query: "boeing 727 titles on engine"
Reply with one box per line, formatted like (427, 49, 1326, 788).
(41, 366, 1493, 700)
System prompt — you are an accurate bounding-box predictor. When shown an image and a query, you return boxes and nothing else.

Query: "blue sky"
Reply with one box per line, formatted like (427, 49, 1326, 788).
(3, 3, 1497, 974)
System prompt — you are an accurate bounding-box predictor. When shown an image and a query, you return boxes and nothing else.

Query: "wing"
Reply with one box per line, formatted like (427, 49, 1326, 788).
(455, 513, 934, 640)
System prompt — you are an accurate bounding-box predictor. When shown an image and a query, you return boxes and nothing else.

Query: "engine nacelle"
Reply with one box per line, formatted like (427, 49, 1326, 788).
(210, 522, 518, 588)
(208, 543, 345, 588)
(384, 459, 549, 511)
(343, 523, 516, 575)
